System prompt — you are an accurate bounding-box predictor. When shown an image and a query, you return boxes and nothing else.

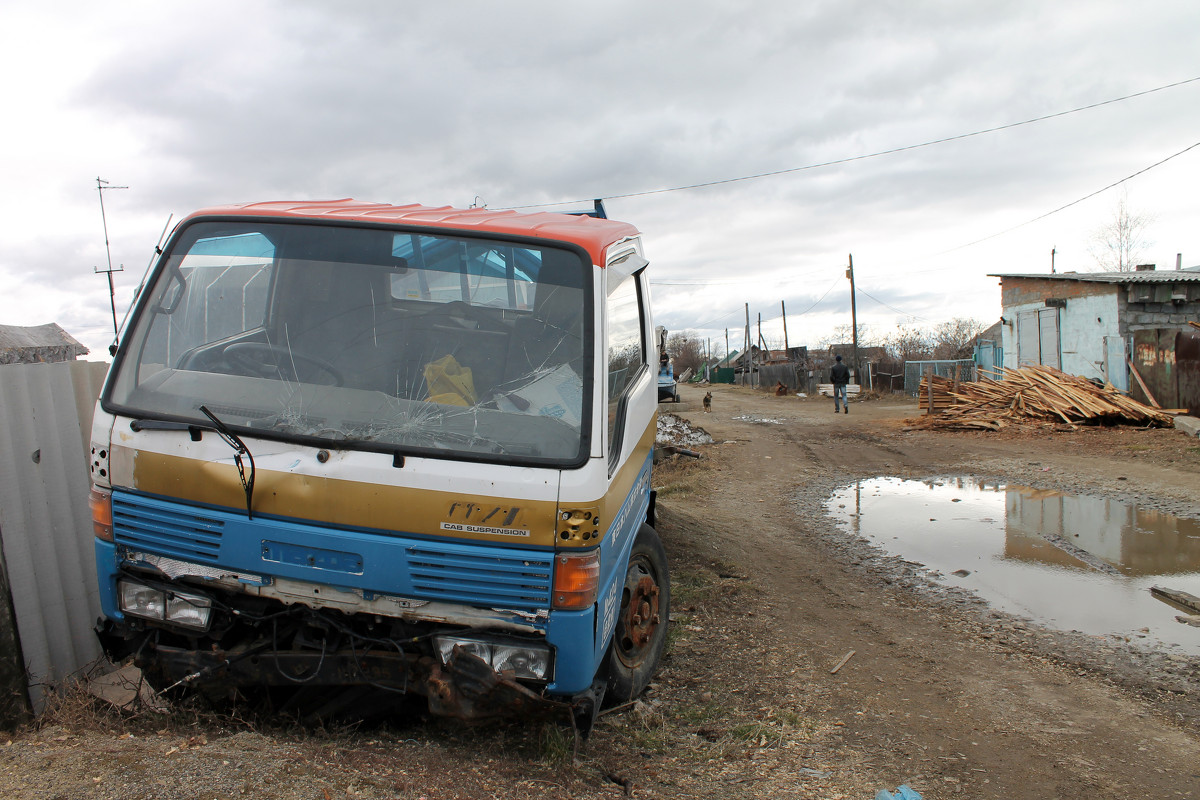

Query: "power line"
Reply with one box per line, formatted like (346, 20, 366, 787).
(855, 286, 931, 323)
(662, 267, 847, 332)
(505, 75, 1200, 210)
(654, 135, 1200, 332)
(932, 139, 1200, 256)
(793, 276, 844, 317)
(691, 306, 746, 331)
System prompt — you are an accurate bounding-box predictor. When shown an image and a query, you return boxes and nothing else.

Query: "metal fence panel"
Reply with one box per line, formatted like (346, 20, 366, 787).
(0, 361, 109, 710)
(756, 364, 804, 392)
(903, 359, 977, 396)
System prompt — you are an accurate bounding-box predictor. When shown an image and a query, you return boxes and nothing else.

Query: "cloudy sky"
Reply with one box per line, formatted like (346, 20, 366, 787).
(3, 1, 1199, 358)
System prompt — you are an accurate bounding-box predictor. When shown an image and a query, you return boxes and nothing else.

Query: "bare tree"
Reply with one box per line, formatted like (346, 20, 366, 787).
(931, 318, 985, 359)
(1089, 191, 1153, 272)
(819, 323, 880, 350)
(666, 331, 705, 374)
(884, 325, 932, 362)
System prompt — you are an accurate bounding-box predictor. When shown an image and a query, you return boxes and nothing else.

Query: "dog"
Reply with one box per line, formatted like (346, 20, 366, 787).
(702, 391, 712, 412)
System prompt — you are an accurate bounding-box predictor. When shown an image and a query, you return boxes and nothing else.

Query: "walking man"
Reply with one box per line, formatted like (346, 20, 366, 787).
(831, 355, 850, 414)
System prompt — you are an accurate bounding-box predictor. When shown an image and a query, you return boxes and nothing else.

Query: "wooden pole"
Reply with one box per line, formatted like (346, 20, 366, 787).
(739, 303, 748, 388)
(781, 300, 789, 353)
(848, 254, 859, 383)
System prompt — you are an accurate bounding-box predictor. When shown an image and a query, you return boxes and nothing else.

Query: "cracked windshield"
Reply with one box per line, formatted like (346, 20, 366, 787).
(108, 221, 589, 462)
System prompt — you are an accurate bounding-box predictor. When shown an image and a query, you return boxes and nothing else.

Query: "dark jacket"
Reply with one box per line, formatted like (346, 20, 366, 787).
(830, 362, 850, 386)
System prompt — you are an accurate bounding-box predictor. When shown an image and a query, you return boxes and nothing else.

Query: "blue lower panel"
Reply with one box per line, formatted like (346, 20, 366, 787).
(110, 490, 554, 612)
(95, 538, 123, 621)
(545, 606, 597, 694)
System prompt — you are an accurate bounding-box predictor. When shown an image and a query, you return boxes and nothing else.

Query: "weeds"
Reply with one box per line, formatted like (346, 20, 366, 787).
(536, 722, 574, 766)
(623, 704, 673, 753)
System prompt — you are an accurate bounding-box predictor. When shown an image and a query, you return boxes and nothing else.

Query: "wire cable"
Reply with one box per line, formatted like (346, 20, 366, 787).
(933, 139, 1200, 255)
(504, 76, 1200, 210)
(855, 286, 932, 323)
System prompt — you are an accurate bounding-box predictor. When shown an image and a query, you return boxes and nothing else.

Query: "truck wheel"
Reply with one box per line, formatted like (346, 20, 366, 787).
(605, 524, 670, 704)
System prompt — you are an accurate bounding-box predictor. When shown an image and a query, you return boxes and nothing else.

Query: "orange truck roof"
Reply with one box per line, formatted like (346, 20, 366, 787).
(180, 199, 641, 267)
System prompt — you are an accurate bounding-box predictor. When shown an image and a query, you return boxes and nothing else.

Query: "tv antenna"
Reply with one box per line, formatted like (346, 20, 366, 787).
(94, 177, 128, 338)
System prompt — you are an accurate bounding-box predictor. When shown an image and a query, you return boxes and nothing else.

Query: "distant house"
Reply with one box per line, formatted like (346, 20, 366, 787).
(713, 349, 741, 370)
(973, 321, 1004, 378)
(0, 323, 89, 365)
(989, 265, 1200, 409)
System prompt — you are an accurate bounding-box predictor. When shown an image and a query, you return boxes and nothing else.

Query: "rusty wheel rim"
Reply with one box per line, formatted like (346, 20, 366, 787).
(614, 554, 662, 667)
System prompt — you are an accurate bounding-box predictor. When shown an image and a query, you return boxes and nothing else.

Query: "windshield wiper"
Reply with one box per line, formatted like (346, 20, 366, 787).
(199, 405, 256, 520)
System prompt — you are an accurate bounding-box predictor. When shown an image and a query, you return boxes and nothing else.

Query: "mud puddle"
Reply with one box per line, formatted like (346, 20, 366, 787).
(825, 477, 1200, 654)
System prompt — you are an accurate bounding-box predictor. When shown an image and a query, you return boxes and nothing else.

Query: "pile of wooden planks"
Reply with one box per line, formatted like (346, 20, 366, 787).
(915, 364, 1176, 430)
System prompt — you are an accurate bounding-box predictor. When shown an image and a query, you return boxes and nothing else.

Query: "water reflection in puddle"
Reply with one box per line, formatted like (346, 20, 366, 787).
(825, 477, 1200, 654)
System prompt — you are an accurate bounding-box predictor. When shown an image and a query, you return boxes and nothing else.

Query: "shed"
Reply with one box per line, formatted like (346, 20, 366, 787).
(989, 266, 1200, 408)
(0, 324, 89, 365)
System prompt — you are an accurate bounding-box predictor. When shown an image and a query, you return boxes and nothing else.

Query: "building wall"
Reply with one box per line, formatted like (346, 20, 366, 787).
(1124, 296, 1200, 333)
(999, 282, 1122, 384)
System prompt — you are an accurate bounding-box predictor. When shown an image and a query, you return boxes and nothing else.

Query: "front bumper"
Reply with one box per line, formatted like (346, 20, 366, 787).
(97, 617, 572, 723)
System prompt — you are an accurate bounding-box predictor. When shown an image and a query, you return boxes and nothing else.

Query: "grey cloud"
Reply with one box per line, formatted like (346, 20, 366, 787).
(7, 0, 1199, 356)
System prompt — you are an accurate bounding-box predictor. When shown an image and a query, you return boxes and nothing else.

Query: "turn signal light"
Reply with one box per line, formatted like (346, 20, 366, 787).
(89, 488, 114, 542)
(552, 550, 599, 610)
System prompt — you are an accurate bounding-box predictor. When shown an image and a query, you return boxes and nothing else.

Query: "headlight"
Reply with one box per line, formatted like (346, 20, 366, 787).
(118, 580, 212, 632)
(491, 643, 551, 680)
(166, 591, 213, 629)
(119, 581, 165, 619)
(433, 635, 552, 681)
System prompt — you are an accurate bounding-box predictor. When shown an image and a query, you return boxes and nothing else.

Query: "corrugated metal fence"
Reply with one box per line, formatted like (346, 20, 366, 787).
(903, 359, 977, 396)
(0, 360, 109, 713)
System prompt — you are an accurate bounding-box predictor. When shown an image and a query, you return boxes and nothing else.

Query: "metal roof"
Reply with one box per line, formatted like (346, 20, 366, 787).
(0, 323, 88, 357)
(178, 200, 642, 266)
(989, 268, 1200, 284)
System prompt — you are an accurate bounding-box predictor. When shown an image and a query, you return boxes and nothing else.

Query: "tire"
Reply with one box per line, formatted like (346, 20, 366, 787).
(605, 524, 670, 704)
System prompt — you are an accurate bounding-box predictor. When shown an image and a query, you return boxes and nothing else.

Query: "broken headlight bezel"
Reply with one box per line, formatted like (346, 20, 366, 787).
(118, 579, 213, 632)
(433, 634, 552, 682)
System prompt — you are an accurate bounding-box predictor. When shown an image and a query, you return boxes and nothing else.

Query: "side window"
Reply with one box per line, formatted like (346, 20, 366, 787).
(606, 272, 646, 458)
(143, 232, 275, 369)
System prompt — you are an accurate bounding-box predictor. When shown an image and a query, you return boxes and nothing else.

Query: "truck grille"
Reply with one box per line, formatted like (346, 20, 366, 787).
(406, 546, 553, 608)
(112, 494, 224, 563)
(109, 491, 554, 611)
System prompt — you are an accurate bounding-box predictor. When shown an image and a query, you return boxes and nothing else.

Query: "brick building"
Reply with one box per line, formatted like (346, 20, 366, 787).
(989, 265, 1200, 409)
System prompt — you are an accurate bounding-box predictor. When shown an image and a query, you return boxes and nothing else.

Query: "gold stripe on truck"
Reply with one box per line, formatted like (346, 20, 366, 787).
(112, 447, 561, 547)
(599, 420, 656, 538)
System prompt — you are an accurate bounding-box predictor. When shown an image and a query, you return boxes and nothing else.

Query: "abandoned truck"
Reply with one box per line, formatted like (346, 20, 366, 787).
(88, 199, 667, 725)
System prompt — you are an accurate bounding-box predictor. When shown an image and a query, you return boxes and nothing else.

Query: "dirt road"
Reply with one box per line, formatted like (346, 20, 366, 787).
(642, 383, 1200, 798)
(3, 382, 1199, 799)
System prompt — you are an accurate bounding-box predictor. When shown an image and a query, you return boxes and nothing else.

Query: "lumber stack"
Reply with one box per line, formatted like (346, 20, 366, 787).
(916, 364, 1175, 430)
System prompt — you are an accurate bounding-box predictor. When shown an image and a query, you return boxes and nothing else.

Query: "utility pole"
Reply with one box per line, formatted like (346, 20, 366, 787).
(725, 328, 730, 374)
(781, 300, 789, 353)
(1051, 247, 1056, 274)
(95, 177, 129, 339)
(847, 253, 859, 381)
(744, 303, 753, 388)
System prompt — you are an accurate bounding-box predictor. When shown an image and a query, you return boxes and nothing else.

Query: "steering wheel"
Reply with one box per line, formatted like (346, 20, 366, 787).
(222, 342, 344, 386)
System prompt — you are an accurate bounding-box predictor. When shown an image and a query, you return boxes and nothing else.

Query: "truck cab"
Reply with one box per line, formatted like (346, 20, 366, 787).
(89, 200, 667, 725)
